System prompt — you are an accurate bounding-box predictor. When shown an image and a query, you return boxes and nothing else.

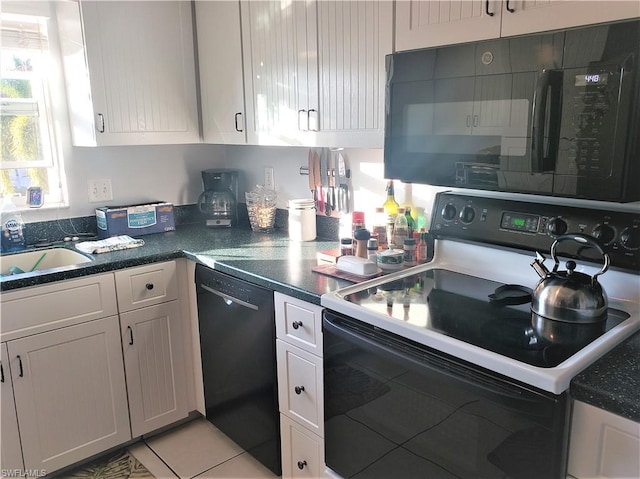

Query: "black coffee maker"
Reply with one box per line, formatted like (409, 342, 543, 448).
(198, 169, 238, 227)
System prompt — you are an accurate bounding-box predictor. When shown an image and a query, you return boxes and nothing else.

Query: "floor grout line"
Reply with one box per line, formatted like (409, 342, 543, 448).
(142, 437, 181, 478)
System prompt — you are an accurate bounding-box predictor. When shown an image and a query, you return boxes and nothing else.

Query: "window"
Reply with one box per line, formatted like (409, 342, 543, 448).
(1, 11, 65, 208)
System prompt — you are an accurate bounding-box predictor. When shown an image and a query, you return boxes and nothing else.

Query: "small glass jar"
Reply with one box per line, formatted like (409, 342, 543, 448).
(340, 238, 353, 256)
(403, 238, 417, 266)
(367, 238, 378, 264)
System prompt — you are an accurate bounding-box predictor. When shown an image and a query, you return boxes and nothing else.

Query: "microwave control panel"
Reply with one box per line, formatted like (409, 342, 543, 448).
(431, 192, 640, 271)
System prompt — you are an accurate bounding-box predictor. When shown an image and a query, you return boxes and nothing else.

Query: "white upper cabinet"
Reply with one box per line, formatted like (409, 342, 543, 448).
(396, 0, 502, 50)
(315, 1, 392, 148)
(58, 1, 199, 146)
(241, 0, 316, 146)
(196, 1, 247, 145)
(396, 0, 640, 51)
(241, 0, 392, 148)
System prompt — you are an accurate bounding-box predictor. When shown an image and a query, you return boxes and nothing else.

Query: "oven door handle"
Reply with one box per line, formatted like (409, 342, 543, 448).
(323, 315, 540, 405)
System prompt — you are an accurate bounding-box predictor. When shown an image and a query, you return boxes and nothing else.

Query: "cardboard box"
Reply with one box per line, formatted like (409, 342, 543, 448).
(96, 202, 176, 239)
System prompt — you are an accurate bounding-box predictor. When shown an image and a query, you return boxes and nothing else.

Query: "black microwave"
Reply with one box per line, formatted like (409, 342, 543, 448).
(384, 20, 640, 202)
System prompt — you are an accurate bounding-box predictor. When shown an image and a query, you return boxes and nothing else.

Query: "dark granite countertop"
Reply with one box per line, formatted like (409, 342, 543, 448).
(571, 331, 640, 422)
(0, 224, 351, 304)
(2, 223, 638, 421)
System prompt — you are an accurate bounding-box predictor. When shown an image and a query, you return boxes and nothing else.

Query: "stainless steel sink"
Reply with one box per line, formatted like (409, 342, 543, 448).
(0, 247, 92, 276)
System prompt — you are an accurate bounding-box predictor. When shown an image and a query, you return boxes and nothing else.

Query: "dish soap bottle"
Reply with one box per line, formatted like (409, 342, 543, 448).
(1, 195, 26, 253)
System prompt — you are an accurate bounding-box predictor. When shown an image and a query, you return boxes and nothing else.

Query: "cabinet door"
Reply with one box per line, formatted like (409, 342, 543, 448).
(196, 1, 247, 145)
(241, 0, 316, 145)
(121, 301, 188, 437)
(8, 317, 130, 473)
(315, 0, 392, 148)
(500, 1, 640, 38)
(79, 1, 199, 145)
(396, 0, 502, 51)
(1, 343, 23, 472)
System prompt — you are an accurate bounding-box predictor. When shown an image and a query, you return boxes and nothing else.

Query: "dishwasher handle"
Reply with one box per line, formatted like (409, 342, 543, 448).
(200, 283, 259, 311)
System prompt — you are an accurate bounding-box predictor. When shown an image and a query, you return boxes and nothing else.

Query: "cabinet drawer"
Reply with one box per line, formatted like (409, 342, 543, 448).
(275, 292, 323, 355)
(280, 414, 324, 479)
(0, 273, 117, 341)
(115, 261, 178, 312)
(276, 340, 323, 436)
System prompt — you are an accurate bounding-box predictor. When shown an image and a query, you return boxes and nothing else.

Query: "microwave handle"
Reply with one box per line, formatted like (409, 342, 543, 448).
(531, 69, 562, 173)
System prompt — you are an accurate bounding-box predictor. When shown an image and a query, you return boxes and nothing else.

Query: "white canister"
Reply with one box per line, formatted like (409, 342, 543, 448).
(288, 199, 316, 241)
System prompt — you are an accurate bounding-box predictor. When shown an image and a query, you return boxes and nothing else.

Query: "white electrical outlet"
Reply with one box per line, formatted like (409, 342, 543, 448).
(88, 179, 113, 203)
(264, 167, 275, 190)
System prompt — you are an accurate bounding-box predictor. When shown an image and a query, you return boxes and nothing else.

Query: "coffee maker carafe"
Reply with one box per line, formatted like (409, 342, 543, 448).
(198, 169, 238, 227)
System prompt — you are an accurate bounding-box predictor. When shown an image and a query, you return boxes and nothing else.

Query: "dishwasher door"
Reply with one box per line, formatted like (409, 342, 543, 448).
(195, 264, 281, 476)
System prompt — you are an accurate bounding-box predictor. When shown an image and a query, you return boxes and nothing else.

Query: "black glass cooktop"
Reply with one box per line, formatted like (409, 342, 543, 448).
(343, 269, 629, 368)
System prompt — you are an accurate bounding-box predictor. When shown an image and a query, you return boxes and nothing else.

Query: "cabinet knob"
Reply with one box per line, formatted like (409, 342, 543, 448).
(294, 385, 305, 395)
(292, 321, 303, 330)
(297, 460, 307, 470)
(145, 283, 154, 290)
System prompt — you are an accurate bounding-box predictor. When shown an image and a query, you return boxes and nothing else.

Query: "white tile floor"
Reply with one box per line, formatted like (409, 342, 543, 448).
(128, 418, 279, 479)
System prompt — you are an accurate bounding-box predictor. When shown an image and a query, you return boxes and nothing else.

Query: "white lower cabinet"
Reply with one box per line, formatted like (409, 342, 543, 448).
(1, 343, 24, 472)
(0, 260, 192, 476)
(568, 400, 640, 479)
(281, 415, 324, 479)
(275, 293, 325, 478)
(120, 301, 188, 437)
(8, 317, 130, 473)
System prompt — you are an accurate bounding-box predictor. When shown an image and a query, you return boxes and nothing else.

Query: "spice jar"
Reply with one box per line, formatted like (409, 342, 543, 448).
(403, 238, 417, 266)
(340, 238, 353, 256)
(367, 238, 378, 264)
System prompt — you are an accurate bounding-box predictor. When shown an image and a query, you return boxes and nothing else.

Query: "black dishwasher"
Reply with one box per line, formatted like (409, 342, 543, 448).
(195, 264, 281, 475)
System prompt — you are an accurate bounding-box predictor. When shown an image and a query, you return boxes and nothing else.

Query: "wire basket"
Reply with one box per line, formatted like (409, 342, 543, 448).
(246, 187, 277, 232)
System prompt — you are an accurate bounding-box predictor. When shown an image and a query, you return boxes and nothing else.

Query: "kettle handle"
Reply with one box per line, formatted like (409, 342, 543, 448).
(550, 233, 610, 281)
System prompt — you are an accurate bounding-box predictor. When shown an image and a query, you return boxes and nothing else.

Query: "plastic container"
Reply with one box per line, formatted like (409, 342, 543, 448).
(340, 238, 353, 256)
(367, 238, 378, 264)
(288, 199, 316, 241)
(1, 196, 26, 253)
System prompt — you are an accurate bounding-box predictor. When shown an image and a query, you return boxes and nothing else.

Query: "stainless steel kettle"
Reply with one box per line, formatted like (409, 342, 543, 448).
(530, 234, 610, 324)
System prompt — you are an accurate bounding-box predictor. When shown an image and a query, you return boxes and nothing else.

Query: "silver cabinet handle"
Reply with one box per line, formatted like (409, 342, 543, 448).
(97, 113, 105, 133)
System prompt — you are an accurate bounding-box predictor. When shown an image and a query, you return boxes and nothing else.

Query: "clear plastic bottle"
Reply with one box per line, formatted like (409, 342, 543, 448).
(393, 207, 409, 248)
(1, 196, 26, 253)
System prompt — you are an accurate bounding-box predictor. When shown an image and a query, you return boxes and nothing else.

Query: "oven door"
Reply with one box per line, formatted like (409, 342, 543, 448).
(323, 311, 570, 479)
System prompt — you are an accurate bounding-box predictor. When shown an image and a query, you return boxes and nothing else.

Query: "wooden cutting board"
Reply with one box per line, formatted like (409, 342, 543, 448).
(312, 263, 383, 283)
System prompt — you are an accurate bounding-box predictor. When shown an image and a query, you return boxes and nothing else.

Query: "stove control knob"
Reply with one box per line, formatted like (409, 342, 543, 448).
(592, 224, 616, 245)
(459, 206, 476, 224)
(442, 203, 457, 221)
(620, 227, 640, 250)
(547, 217, 568, 236)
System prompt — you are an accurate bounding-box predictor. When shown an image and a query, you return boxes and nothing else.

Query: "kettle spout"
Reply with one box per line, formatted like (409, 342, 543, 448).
(531, 252, 550, 278)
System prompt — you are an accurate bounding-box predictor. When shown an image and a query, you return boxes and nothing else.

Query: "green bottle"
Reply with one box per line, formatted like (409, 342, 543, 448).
(404, 207, 416, 236)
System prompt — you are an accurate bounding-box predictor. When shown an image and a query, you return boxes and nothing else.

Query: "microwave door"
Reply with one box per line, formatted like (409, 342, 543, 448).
(530, 69, 563, 173)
